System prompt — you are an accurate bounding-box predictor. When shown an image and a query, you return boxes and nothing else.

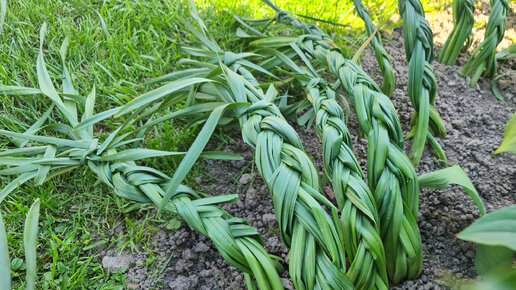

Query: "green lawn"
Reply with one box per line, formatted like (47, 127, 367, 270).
(0, 0, 450, 288)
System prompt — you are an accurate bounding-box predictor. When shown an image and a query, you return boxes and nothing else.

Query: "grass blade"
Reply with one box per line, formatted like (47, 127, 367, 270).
(0, 0, 6, 33)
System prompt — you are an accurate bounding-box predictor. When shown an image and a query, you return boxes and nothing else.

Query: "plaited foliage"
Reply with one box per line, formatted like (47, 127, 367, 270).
(462, 0, 510, 86)
(438, 0, 475, 65)
(398, 0, 447, 167)
(0, 28, 284, 290)
(353, 0, 395, 97)
(248, 42, 389, 289)
(125, 15, 355, 289)
(256, 3, 424, 282)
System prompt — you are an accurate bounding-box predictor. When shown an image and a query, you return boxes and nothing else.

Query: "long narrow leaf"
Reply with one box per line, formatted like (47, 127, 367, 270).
(95, 149, 185, 162)
(0, 212, 10, 290)
(0, 130, 92, 149)
(15, 105, 54, 148)
(116, 78, 211, 117)
(24, 198, 40, 290)
(161, 103, 246, 211)
(37, 23, 77, 126)
(0, 172, 38, 203)
(0, 86, 42, 95)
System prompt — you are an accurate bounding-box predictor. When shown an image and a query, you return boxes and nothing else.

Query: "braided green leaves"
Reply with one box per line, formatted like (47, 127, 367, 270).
(462, 0, 510, 86)
(117, 41, 354, 288)
(320, 53, 423, 283)
(0, 28, 284, 289)
(173, 10, 356, 288)
(438, 0, 475, 65)
(352, 0, 395, 97)
(249, 40, 389, 289)
(224, 68, 353, 290)
(307, 82, 388, 289)
(259, 8, 424, 283)
(398, 0, 446, 167)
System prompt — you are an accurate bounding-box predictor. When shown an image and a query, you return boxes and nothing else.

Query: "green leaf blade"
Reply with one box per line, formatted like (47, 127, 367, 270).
(0, 213, 10, 290)
(458, 205, 516, 251)
(494, 112, 516, 155)
(24, 198, 41, 290)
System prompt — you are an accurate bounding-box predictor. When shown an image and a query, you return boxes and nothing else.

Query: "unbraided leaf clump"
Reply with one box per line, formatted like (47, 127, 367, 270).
(398, 0, 447, 167)
(462, 0, 510, 86)
(0, 26, 283, 290)
(438, 0, 475, 65)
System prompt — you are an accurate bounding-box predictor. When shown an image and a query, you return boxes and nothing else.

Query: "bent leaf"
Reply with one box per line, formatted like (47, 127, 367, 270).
(418, 165, 485, 215)
(116, 78, 211, 117)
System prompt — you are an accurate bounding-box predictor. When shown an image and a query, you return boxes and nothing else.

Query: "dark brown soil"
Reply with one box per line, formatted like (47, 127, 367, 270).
(119, 22, 516, 290)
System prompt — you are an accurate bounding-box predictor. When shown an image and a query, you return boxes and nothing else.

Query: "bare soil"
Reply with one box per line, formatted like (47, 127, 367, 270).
(114, 5, 515, 290)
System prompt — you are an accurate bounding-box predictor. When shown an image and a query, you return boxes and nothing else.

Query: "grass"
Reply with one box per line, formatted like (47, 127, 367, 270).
(0, 0, 453, 288)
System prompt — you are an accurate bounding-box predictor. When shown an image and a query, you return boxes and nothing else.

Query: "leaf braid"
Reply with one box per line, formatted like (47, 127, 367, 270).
(306, 79, 389, 289)
(438, 0, 475, 65)
(228, 72, 355, 290)
(267, 11, 424, 283)
(462, 0, 510, 84)
(248, 37, 389, 287)
(178, 11, 354, 287)
(91, 159, 285, 289)
(352, 0, 395, 97)
(0, 137, 285, 289)
(398, 0, 447, 167)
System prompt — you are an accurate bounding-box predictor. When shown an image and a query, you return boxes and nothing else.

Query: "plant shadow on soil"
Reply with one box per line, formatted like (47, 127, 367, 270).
(112, 28, 516, 290)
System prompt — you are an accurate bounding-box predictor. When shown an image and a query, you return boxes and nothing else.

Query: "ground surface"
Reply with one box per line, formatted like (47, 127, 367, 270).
(120, 22, 516, 290)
